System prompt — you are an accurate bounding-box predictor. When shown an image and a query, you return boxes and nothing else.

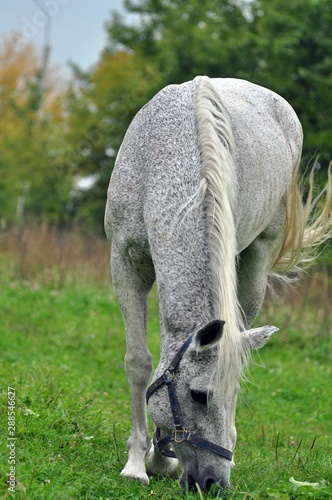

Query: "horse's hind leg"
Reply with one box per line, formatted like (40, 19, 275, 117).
(111, 247, 154, 485)
(237, 207, 286, 327)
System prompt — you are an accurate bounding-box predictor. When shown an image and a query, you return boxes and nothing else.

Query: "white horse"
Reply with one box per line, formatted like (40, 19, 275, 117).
(105, 76, 331, 494)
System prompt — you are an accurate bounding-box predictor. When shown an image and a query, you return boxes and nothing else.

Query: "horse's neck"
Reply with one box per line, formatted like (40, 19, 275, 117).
(152, 224, 215, 372)
(140, 79, 218, 374)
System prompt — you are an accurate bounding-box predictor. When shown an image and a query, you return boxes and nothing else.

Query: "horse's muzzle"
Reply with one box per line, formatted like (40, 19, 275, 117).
(180, 468, 230, 495)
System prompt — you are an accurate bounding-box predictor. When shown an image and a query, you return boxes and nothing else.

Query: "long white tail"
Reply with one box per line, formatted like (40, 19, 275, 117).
(274, 161, 332, 273)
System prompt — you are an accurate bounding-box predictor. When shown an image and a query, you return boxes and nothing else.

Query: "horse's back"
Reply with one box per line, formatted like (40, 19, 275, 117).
(210, 79, 302, 249)
(105, 77, 303, 254)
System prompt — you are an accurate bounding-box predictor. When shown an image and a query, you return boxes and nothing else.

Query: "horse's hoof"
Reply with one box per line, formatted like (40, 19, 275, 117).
(121, 466, 149, 485)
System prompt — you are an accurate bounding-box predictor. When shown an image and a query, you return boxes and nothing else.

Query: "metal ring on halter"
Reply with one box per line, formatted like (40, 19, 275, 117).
(173, 429, 191, 444)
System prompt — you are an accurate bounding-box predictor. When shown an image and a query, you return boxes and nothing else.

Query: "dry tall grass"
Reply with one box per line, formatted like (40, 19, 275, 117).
(0, 224, 111, 285)
(0, 225, 331, 316)
(263, 256, 332, 353)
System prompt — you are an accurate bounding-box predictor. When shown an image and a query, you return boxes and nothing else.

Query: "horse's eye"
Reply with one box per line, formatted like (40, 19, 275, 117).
(191, 390, 208, 405)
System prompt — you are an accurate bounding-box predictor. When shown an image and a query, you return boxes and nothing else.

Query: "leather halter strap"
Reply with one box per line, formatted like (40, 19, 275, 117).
(146, 334, 233, 462)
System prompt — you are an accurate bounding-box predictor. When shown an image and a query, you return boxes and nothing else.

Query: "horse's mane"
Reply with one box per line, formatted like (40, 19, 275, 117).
(194, 76, 249, 393)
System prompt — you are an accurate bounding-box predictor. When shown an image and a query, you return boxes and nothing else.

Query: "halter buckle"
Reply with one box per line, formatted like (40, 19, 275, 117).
(173, 429, 189, 443)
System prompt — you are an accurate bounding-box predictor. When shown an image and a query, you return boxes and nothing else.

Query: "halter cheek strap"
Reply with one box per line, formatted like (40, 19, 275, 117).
(146, 334, 233, 462)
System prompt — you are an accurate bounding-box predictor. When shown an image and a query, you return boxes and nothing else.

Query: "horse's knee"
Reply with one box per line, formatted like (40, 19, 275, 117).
(125, 350, 152, 385)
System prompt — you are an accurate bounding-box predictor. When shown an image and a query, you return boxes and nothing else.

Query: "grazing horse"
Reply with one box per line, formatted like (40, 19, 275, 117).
(105, 76, 331, 494)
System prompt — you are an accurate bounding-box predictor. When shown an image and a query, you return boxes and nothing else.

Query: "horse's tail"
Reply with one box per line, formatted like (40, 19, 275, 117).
(272, 161, 332, 275)
(194, 76, 248, 392)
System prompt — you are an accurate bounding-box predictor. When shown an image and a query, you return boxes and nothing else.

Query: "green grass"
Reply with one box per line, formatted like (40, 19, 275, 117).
(0, 236, 331, 499)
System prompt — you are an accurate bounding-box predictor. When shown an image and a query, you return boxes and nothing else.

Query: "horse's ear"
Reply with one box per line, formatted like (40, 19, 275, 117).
(244, 325, 278, 349)
(191, 320, 225, 353)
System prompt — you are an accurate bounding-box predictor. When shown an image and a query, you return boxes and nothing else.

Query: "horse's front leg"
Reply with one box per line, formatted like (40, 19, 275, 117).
(111, 248, 153, 485)
(146, 428, 180, 478)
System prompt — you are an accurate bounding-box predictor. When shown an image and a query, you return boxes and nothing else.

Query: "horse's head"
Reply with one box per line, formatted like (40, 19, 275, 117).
(147, 320, 277, 494)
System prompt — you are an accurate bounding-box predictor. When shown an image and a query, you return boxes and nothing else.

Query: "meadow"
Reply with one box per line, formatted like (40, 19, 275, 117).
(0, 225, 331, 499)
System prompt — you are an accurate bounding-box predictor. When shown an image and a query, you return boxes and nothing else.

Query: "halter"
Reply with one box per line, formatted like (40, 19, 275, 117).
(146, 334, 233, 462)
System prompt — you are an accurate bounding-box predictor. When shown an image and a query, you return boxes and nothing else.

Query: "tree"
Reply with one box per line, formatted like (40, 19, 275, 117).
(0, 32, 73, 225)
(107, 0, 253, 85)
(248, 0, 332, 170)
(105, 0, 332, 173)
(60, 50, 158, 232)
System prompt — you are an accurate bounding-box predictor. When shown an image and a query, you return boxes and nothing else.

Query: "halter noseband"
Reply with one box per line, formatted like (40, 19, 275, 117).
(146, 334, 233, 462)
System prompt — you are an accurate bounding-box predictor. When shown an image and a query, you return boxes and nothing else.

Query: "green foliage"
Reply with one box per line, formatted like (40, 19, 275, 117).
(247, 0, 332, 164)
(106, 0, 332, 168)
(0, 33, 74, 226)
(107, 0, 252, 84)
(59, 51, 159, 232)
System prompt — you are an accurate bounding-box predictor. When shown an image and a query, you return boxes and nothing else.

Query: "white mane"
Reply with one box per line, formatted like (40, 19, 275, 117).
(194, 76, 249, 392)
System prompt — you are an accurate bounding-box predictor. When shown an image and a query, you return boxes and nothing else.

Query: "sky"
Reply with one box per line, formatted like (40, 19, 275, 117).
(0, 0, 129, 74)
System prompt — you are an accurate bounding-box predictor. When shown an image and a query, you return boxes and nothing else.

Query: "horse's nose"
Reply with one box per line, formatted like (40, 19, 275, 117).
(180, 471, 230, 495)
(203, 476, 217, 492)
(202, 475, 230, 494)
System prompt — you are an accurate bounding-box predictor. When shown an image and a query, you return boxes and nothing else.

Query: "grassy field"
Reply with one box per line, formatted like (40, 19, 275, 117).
(0, 226, 331, 499)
